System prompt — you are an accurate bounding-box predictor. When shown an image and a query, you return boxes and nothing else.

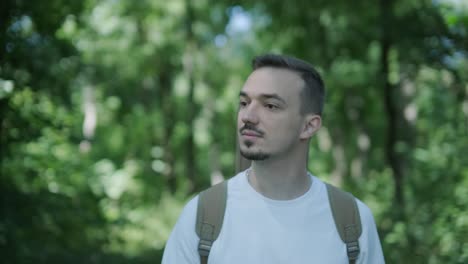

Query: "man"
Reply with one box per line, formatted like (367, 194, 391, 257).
(162, 54, 385, 263)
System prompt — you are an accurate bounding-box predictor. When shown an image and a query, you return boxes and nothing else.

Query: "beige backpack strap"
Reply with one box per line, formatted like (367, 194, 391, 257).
(326, 183, 362, 264)
(195, 181, 228, 264)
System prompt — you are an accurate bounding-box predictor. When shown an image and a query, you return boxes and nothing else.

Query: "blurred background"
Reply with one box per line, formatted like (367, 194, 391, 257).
(1, 0, 467, 263)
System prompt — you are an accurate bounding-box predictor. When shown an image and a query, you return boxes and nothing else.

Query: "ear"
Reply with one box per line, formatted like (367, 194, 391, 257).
(300, 114, 322, 140)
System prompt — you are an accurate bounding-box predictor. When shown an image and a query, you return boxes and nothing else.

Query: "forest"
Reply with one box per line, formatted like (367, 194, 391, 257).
(1, 0, 467, 263)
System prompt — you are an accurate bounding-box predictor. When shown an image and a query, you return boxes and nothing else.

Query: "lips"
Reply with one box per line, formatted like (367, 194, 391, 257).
(241, 130, 262, 137)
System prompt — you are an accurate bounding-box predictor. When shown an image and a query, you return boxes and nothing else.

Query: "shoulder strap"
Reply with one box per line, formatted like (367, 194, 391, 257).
(326, 183, 362, 264)
(195, 181, 228, 264)
(195, 180, 361, 264)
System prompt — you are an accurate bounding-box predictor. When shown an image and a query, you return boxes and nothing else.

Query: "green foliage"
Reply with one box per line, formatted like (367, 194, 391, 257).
(1, 0, 467, 263)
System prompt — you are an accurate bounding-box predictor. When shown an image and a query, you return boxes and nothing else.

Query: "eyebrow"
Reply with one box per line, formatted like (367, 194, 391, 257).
(239, 91, 287, 105)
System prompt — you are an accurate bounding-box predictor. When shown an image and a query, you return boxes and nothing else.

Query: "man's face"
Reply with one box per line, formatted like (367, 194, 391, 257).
(237, 67, 307, 161)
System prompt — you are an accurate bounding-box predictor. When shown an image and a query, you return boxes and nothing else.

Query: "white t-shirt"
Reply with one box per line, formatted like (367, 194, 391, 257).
(162, 171, 385, 264)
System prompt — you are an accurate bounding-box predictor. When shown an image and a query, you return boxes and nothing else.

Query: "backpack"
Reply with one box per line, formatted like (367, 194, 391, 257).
(195, 179, 362, 264)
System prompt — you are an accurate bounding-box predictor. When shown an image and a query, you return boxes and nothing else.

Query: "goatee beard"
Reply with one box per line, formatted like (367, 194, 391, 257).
(240, 149, 270, 161)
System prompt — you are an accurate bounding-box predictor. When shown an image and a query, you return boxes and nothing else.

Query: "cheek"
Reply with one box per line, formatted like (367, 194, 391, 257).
(278, 116, 303, 136)
(236, 115, 243, 128)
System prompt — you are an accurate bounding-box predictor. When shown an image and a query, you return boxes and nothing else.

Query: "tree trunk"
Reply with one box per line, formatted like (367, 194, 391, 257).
(380, 0, 404, 210)
(184, 0, 196, 192)
(159, 69, 177, 193)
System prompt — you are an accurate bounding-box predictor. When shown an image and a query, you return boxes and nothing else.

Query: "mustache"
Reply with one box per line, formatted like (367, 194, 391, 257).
(240, 123, 264, 136)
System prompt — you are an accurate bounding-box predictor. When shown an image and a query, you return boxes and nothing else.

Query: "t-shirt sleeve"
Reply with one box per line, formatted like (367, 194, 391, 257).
(356, 200, 386, 264)
(162, 196, 200, 264)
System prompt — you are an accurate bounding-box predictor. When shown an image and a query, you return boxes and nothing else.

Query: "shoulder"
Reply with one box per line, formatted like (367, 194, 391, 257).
(315, 176, 375, 227)
(179, 195, 199, 224)
(168, 194, 200, 241)
(354, 198, 377, 230)
(327, 186, 384, 263)
(162, 171, 247, 264)
(354, 198, 385, 263)
(161, 195, 199, 264)
(203, 171, 246, 200)
(167, 171, 246, 239)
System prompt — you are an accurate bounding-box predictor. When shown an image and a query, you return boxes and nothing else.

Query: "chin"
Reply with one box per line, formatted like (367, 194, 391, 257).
(240, 149, 270, 161)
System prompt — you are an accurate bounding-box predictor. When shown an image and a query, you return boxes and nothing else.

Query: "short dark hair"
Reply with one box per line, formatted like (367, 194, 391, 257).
(252, 54, 325, 116)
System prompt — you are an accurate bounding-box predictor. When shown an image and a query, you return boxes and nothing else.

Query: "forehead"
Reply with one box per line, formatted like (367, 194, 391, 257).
(241, 67, 304, 101)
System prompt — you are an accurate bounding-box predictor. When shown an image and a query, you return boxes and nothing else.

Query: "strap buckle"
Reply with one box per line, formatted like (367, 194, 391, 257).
(198, 223, 215, 257)
(198, 239, 213, 257)
(346, 240, 360, 260)
(344, 225, 360, 260)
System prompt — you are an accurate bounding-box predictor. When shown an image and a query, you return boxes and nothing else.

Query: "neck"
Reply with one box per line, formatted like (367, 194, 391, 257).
(247, 148, 311, 200)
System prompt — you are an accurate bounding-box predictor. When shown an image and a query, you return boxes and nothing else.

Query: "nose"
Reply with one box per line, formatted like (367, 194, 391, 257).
(240, 102, 259, 125)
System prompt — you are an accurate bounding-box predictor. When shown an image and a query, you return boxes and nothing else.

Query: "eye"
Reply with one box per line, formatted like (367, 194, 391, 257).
(239, 100, 248, 108)
(265, 103, 278, 110)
